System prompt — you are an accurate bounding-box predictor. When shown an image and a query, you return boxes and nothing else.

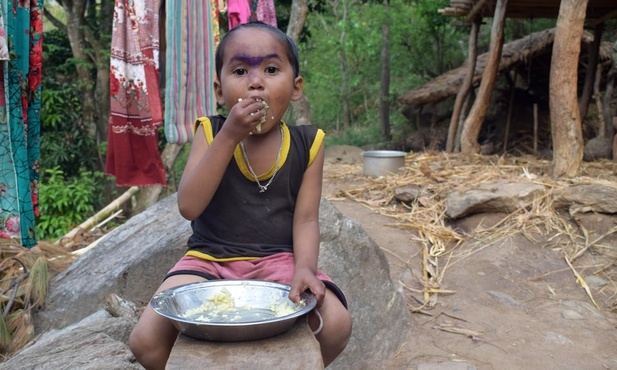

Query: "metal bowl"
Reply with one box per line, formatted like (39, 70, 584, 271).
(150, 280, 317, 341)
(362, 150, 408, 177)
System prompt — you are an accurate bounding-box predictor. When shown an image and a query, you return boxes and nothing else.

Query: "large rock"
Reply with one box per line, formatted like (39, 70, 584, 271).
(24, 194, 411, 369)
(445, 181, 546, 219)
(1, 310, 141, 370)
(552, 184, 617, 215)
(36, 194, 190, 332)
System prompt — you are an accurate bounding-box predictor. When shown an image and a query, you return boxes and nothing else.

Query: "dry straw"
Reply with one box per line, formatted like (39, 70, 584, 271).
(325, 151, 617, 312)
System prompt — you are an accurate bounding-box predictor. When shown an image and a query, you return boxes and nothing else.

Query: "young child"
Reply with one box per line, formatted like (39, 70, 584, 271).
(128, 22, 352, 369)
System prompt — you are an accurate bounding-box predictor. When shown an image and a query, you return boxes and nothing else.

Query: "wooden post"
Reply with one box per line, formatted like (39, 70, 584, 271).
(446, 19, 480, 153)
(460, 0, 508, 155)
(533, 103, 538, 155)
(550, 0, 588, 178)
(578, 23, 604, 124)
(503, 72, 518, 154)
(603, 41, 617, 140)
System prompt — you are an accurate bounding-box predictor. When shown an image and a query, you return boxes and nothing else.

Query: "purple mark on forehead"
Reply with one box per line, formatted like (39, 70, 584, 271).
(230, 53, 280, 66)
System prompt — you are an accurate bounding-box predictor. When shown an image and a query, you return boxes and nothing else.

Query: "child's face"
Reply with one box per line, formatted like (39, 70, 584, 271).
(214, 28, 303, 134)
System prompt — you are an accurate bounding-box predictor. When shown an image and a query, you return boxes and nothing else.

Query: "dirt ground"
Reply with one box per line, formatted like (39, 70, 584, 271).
(322, 146, 617, 370)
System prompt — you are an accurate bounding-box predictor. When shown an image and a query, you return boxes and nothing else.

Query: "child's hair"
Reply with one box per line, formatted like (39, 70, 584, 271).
(215, 22, 300, 80)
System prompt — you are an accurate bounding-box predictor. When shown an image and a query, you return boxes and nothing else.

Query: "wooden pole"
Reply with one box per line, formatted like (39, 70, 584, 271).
(550, 0, 588, 178)
(461, 0, 508, 154)
(446, 19, 480, 153)
(503, 72, 518, 154)
(578, 23, 603, 124)
(533, 103, 538, 155)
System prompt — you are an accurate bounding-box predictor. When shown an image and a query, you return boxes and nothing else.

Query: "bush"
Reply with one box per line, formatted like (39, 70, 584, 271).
(36, 167, 103, 240)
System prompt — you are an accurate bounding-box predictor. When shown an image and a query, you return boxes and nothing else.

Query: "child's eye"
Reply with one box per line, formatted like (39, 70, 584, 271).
(233, 68, 247, 76)
(265, 66, 278, 74)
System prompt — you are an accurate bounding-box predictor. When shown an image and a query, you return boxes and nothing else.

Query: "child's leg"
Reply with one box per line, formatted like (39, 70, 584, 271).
(128, 275, 205, 370)
(308, 289, 353, 367)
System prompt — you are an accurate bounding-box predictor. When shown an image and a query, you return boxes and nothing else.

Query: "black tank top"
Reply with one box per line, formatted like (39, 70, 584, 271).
(185, 115, 325, 261)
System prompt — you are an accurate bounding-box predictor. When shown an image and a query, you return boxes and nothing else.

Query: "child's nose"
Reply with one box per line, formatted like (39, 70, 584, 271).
(248, 71, 264, 89)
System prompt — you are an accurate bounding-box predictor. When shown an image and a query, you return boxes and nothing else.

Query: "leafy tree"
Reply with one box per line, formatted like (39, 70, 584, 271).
(45, 1, 114, 171)
(40, 29, 98, 178)
(301, 0, 466, 145)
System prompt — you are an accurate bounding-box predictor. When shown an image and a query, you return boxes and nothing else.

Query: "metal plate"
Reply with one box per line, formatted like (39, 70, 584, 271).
(150, 280, 316, 341)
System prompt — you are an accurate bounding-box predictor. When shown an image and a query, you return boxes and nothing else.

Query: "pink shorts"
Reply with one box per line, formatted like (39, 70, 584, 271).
(166, 252, 347, 308)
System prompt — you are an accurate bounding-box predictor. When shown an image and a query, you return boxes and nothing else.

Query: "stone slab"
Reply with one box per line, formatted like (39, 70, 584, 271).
(166, 319, 323, 370)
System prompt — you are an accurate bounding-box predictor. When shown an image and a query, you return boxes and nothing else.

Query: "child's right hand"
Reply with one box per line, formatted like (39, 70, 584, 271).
(289, 267, 326, 308)
(224, 97, 267, 140)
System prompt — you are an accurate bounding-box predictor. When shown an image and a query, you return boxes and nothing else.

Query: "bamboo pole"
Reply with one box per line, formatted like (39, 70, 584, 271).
(55, 186, 140, 248)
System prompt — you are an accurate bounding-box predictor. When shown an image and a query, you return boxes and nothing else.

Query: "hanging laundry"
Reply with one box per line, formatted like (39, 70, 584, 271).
(228, 0, 251, 30)
(0, 2, 7, 61)
(164, 0, 219, 144)
(0, 1, 43, 248)
(250, 0, 277, 27)
(106, 0, 166, 186)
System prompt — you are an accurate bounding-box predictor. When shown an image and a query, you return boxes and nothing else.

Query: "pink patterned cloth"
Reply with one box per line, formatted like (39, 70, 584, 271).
(106, 0, 166, 186)
(227, 0, 250, 29)
(256, 0, 277, 27)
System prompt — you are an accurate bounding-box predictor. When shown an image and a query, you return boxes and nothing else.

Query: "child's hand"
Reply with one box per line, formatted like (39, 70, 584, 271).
(289, 267, 326, 308)
(224, 97, 267, 139)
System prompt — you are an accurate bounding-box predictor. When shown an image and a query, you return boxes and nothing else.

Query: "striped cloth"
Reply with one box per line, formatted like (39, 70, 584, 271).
(164, 0, 219, 144)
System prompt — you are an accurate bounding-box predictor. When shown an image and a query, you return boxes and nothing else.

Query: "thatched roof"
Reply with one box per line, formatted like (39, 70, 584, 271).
(399, 28, 613, 107)
(441, 0, 617, 20)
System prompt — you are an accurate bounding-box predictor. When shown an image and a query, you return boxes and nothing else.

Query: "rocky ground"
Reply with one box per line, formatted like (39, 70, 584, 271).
(322, 145, 617, 370)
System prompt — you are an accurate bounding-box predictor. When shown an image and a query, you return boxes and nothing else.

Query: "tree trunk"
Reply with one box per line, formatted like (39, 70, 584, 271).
(550, 0, 588, 178)
(339, 52, 351, 129)
(131, 143, 184, 216)
(57, 0, 113, 172)
(286, 0, 311, 126)
(287, 0, 308, 42)
(460, 0, 507, 155)
(578, 23, 603, 123)
(380, 0, 391, 140)
(446, 19, 480, 153)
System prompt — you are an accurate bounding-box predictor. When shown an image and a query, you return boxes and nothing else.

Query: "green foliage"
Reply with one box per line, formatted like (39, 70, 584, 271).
(36, 167, 103, 241)
(325, 123, 383, 148)
(301, 0, 465, 146)
(41, 29, 98, 178)
(38, 29, 106, 241)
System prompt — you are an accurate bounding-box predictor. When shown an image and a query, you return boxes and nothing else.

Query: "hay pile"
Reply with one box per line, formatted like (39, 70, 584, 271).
(0, 242, 74, 357)
(324, 152, 617, 312)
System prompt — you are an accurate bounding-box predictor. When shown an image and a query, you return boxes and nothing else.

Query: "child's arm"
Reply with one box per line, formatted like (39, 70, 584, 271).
(289, 143, 327, 306)
(177, 100, 263, 220)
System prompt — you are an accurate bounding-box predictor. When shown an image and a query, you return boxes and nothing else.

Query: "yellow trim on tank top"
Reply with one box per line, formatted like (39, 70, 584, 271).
(193, 118, 322, 180)
(194, 117, 215, 144)
(185, 250, 260, 262)
(308, 129, 325, 167)
(234, 122, 290, 182)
